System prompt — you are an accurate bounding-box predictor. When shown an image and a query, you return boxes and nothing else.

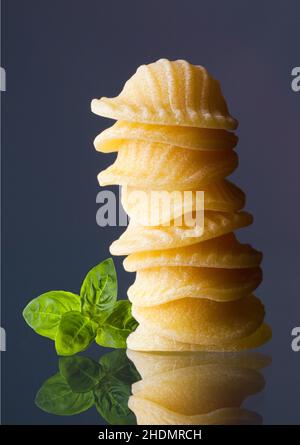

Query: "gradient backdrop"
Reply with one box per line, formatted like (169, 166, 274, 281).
(1, 0, 300, 424)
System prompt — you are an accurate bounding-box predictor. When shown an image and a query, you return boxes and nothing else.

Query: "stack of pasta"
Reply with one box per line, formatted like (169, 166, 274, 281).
(92, 59, 271, 352)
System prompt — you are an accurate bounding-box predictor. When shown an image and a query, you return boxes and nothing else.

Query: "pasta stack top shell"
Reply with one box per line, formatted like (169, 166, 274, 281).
(91, 59, 238, 130)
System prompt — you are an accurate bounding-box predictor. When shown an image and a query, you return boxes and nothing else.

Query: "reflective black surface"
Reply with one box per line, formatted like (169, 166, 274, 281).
(30, 349, 271, 426)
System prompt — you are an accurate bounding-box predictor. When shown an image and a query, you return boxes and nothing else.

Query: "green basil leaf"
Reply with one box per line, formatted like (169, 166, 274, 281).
(23, 291, 80, 340)
(59, 356, 101, 393)
(35, 373, 94, 415)
(96, 300, 138, 349)
(80, 258, 117, 323)
(55, 311, 97, 356)
(99, 349, 140, 385)
(94, 376, 136, 425)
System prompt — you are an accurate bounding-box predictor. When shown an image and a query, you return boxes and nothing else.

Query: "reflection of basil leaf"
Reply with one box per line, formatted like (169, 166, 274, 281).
(35, 373, 94, 415)
(80, 258, 117, 323)
(35, 350, 140, 424)
(94, 349, 140, 425)
(59, 356, 101, 393)
(99, 349, 140, 385)
(55, 311, 97, 356)
(23, 291, 80, 340)
(94, 376, 136, 425)
(96, 301, 138, 349)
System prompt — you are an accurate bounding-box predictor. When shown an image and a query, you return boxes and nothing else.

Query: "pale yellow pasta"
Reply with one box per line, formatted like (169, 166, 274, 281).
(92, 59, 270, 353)
(94, 121, 238, 153)
(91, 59, 238, 129)
(121, 180, 245, 226)
(123, 233, 262, 271)
(127, 323, 272, 352)
(128, 266, 262, 305)
(132, 295, 265, 345)
(110, 211, 253, 255)
(98, 141, 238, 190)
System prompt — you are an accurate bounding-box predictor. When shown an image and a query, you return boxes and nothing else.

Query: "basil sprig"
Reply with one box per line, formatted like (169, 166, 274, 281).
(23, 258, 137, 355)
(35, 350, 140, 424)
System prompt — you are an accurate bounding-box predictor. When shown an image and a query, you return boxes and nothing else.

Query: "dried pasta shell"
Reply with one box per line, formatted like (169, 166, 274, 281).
(91, 59, 238, 130)
(124, 233, 262, 271)
(121, 180, 245, 226)
(94, 121, 238, 153)
(132, 295, 265, 345)
(110, 211, 253, 255)
(127, 323, 272, 352)
(128, 397, 262, 425)
(98, 141, 238, 190)
(128, 266, 262, 305)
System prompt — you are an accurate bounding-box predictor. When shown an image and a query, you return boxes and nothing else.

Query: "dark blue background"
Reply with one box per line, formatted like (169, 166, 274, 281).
(1, 0, 300, 424)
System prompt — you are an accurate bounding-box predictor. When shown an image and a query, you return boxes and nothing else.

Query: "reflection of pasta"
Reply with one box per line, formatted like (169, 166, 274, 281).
(92, 59, 271, 351)
(127, 350, 270, 425)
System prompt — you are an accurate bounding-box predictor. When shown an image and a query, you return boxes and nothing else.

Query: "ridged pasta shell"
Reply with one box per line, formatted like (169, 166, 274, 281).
(121, 180, 245, 226)
(127, 323, 272, 352)
(132, 295, 265, 345)
(91, 59, 238, 130)
(94, 121, 238, 153)
(110, 211, 253, 255)
(128, 397, 262, 425)
(128, 266, 262, 305)
(124, 233, 262, 271)
(98, 141, 238, 190)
